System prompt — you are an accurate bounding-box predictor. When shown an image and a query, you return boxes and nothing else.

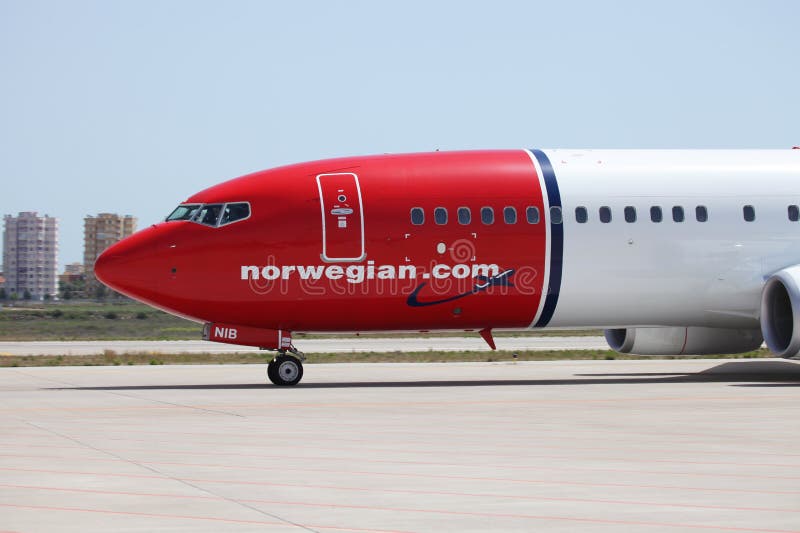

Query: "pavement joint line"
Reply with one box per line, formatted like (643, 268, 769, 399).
(5, 368, 246, 418)
(2, 481, 799, 516)
(0, 503, 407, 533)
(1, 393, 793, 413)
(2, 465, 797, 497)
(0, 501, 796, 533)
(2, 450, 799, 482)
(93, 387, 248, 418)
(0, 432, 800, 470)
(12, 425, 795, 458)
(17, 420, 321, 533)
(7, 368, 78, 388)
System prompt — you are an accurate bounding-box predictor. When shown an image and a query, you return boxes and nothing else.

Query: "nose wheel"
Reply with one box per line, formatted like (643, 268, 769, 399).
(267, 348, 305, 386)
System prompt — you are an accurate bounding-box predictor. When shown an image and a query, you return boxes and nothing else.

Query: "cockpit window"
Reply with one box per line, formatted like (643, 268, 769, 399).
(166, 202, 250, 227)
(194, 204, 223, 226)
(166, 204, 201, 221)
(220, 203, 251, 225)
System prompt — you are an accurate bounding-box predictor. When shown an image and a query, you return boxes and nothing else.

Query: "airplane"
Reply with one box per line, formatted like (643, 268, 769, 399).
(95, 149, 800, 385)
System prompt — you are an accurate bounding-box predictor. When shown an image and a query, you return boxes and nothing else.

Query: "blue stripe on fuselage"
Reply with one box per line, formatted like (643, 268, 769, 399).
(531, 149, 562, 328)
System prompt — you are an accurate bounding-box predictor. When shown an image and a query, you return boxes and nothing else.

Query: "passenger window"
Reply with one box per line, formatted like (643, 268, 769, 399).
(550, 206, 563, 225)
(195, 204, 223, 226)
(575, 206, 588, 223)
(503, 207, 517, 224)
(672, 206, 685, 223)
(599, 206, 612, 223)
(789, 205, 799, 222)
(650, 206, 663, 223)
(434, 207, 448, 225)
(695, 205, 708, 222)
(457, 207, 471, 225)
(410, 207, 424, 225)
(526, 206, 540, 224)
(743, 205, 755, 222)
(220, 203, 250, 225)
(624, 206, 636, 223)
(481, 207, 494, 225)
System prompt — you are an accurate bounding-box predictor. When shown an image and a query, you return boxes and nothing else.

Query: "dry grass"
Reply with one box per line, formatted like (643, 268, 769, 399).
(0, 302, 201, 341)
(0, 301, 602, 341)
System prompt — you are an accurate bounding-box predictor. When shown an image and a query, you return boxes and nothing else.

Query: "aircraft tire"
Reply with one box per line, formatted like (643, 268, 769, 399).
(268, 354, 303, 386)
(266, 358, 278, 384)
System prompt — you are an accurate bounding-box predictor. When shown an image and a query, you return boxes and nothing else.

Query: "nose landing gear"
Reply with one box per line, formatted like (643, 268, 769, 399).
(267, 345, 306, 386)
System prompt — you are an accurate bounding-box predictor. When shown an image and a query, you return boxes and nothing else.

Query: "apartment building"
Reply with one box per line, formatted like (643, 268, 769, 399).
(84, 213, 137, 294)
(2, 212, 58, 300)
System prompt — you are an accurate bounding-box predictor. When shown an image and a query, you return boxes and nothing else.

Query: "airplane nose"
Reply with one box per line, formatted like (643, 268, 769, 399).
(94, 227, 160, 301)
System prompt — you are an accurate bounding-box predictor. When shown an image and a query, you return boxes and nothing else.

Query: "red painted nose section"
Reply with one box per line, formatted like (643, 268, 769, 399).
(94, 226, 162, 303)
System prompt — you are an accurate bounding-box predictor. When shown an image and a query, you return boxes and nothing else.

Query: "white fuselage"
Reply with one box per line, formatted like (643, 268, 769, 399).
(539, 149, 800, 329)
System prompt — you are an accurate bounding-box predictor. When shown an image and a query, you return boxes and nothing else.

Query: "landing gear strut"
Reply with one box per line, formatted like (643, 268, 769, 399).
(267, 345, 305, 386)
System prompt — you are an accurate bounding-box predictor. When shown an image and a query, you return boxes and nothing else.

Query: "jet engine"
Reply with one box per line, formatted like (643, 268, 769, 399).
(604, 326, 763, 355)
(760, 265, 800, 358)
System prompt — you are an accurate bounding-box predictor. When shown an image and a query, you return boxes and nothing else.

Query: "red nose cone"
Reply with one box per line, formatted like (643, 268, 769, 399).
(93, 245, 118, 289)
(94, 245, 133, 294)
(94, 227, 160, 302)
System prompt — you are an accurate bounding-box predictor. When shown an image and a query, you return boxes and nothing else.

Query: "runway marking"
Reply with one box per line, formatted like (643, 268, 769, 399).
(1, 466, 798, 496)
(0, 503, 410, 532)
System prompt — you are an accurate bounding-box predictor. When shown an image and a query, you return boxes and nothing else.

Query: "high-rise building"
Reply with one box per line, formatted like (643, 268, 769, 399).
(2, 212, 59, 300)
(84, 213, 137, 295)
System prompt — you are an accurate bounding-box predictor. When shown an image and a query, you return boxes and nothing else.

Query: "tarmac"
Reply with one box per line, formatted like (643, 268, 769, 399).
(0, 359, 798, 532)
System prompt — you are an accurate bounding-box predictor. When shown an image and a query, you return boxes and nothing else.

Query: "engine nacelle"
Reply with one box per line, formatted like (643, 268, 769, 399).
(760, 265, 800, 358)
(605, 326, 762, 355)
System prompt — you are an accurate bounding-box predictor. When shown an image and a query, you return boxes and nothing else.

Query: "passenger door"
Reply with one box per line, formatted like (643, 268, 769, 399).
(316, 173, 366, 262)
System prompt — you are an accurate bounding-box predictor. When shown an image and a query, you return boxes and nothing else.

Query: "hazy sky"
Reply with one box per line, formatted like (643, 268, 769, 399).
(2, 0, 799, 269)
